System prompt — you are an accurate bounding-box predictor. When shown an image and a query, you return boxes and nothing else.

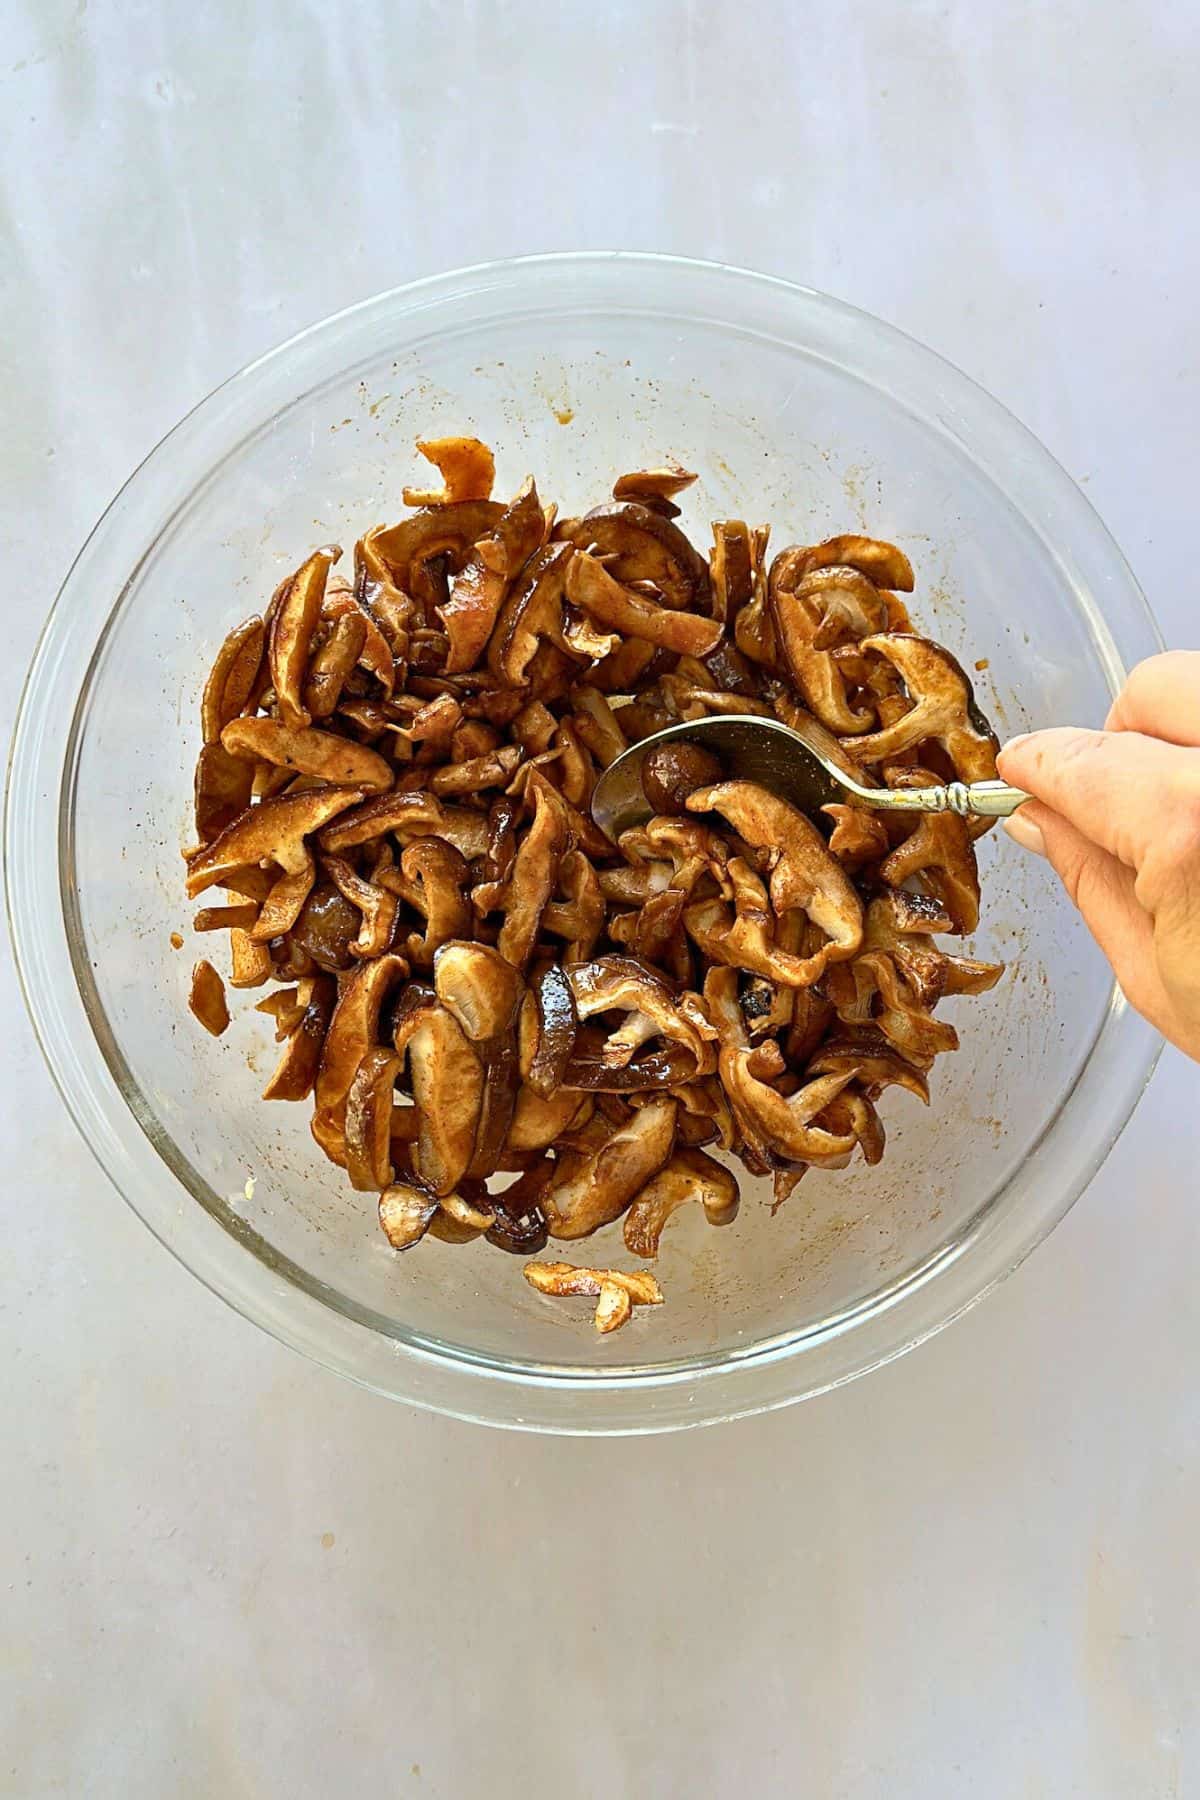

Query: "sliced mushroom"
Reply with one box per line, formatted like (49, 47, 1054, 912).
(843, 635, 1000, 790)
(363, 500, 505, 604)
(767, 551, 875, 733)
(320, 854, 399, 959)
(379, 1180, 440, 1250)
(510, 699, 558, 756)
(248, 850, 318, 944)
(806, 1030, 931, 1105)
(793, 564, 889, 649)
(269, 547, 338, 730)
(496, 775, 570, 969)
(290, 881, 362, 971)
(719, 1053, 858, 1168)
(686, 782, 863, 980)
(485, 1160, 553, 1255)
(878, 775, 981, 934)
(394, 995, 484, 1196)
(262, 974, 337, 1101)
(189, 960, 229, 1036)
(561, 501, 710, 613)
(314, 789, 445, 854)
(709, 520, 754, 625)
(565, 551, 722, 657)
(487, 541, 575, 686)
(321, 585, 397, 695)
(622, 1147, 740, 1258)
(611, 460, 697, 515)
(506, 1085, 592, 1153)
(193, 901, 259, 933)
(822, 802, 890, 870)
(564, 955, 713, 1078)
(439, 478, 545, 673)
(344, 1046, 402, 1190)
(221, 717, 394, 793)
(314, 952, 409, 1120)
(818, 1086, 886, 1166)
(185, 786, 364, 901)
(194, 741, 256, 843)
(523, 1260, 664, 1333)
(794, 533, 915, 592)
(428, 744, 522, 796)
(541, 1093, 678, 1239)
(402, 435, 496, 507)
(540, 849, 605, 964)
(303, 611, 368, 721)
(433, 939, 525, 1179)
(732, 524, 775, 666)
(569, 685, 629, 768)
(201, 617, 266, 744)
(229, 927, 273, 988)
(518, 964, 578, 1096)
(391, 838, 472, 966)
(856, 948, 960, 1062)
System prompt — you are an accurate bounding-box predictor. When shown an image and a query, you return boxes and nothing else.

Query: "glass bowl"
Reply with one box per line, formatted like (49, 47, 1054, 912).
(7, 253, 1162, 1433)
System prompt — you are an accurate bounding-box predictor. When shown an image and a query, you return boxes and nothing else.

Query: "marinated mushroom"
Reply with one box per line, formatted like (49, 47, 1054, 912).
(262, 974, 337, 1101)
(439, 478, 545, 673)
(313, 952, 410, 1122)
(201, 617, 266, 744)
(392, 838, 472, 966)
(345, 1046, 403, 1191)
(541, 1094, 677, 1239)
(611, 460, 698, 514)
(523, 1261, 664, 1334)
(433, 939, 524, 1178)
(220, 716, 394, 793)
(194, 742, 255, 843)
(185, 786, 365, 901)
(622, 1147, 740, 1258)
(495, 774, 570, 969)
(878, 771, 982, 934)
(561, 501, 710, 613)
(269, 547, 338, 730)
(184, 439, 1006, 1336)
(686, 782, 863, 980)
(189, 960, 229, 1036)
(393, 994, 484, 1196)
(321, 854, 400, 959)
(402, 435, 496, 507)
(565, 551, 722, 658)
(843, 634, 1000, 790)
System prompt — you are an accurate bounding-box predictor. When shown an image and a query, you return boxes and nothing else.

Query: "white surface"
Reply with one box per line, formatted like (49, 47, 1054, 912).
(2, 2, 1198, 1794)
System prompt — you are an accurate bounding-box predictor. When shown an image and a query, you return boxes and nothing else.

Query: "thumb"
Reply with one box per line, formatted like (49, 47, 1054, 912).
(998, 727, 1200, 873)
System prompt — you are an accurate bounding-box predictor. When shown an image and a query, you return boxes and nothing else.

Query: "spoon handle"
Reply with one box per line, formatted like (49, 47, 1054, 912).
(865, 778, 1030, 819)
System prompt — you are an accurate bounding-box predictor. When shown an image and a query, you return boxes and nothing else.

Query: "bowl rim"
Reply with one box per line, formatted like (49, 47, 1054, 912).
(6, 250, 1164, 1433)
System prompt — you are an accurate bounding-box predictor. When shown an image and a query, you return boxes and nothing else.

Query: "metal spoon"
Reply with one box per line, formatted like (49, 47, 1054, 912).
(590, 712, 1029, 841)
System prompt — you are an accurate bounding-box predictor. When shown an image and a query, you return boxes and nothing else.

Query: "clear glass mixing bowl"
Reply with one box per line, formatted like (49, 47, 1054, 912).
(6, 253, 1162, 1432)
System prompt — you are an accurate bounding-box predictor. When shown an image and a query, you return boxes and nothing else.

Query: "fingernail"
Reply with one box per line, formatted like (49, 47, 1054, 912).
(1004, 810, 1046, 857)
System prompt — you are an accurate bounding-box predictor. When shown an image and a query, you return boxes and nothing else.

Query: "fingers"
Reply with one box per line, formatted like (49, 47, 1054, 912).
(1104, 652, 1200, 744)
(1013, 800, 1165, 1024)
(997, 728, 1200, 872)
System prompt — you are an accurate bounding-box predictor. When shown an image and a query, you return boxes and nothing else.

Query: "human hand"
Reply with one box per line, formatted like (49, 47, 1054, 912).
(997, 652, 1200, 1062)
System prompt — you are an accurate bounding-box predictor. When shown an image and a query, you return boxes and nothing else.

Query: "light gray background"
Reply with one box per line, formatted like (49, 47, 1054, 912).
(3, 3, 1198, 1795)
